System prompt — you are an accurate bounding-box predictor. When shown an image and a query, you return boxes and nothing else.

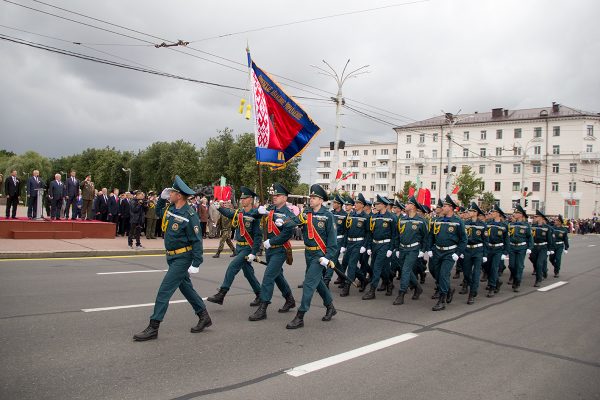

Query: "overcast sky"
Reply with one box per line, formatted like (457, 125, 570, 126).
(1, 0, 599, 182)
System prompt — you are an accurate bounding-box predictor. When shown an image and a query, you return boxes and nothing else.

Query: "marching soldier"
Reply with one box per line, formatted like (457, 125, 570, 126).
(328, 195, 349, 289)
(485, 204, 510, 297)
(453, 206, 468, 280)
(428, 195, 467, 311)
(392, 196, 426, 305)
(286, 184, 337, 329)
(133, 176, 211, 341)
(249, 183, 297, 321)
(531, 210, 555, 287)
(212, 201, 237, 258)
(549, 215, 569, 278)
(362, 195, 398, 300)
(461, 202, 488, 304)
(207, 187, 263, 306)
(508, 204, 533, 291)
(340, 193, 370, 295)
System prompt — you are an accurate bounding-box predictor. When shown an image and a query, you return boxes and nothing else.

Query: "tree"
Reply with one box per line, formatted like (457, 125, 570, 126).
(454, 166, 483, 206)
(480, 191, 496, 212)
(398, 180, 416, 203)
(197, 128, 235, 185)
(291, 183, 309, 196)
(1, 151, 52, 198)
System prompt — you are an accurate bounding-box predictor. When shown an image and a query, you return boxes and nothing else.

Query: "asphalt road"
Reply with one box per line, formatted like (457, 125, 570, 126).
(1, 235, 599, 400)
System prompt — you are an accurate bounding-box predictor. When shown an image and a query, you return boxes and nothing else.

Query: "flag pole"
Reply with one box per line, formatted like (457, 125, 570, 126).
(247, 44, 266, 206)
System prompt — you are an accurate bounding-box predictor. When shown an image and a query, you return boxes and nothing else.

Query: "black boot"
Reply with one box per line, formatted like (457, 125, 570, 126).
(340, 282, 350, 297)
(431, 287, 440, 299)
(133, 319, 160, 341)
(322, 304, 337, 321)
(297, 283, 304, 289)
(385, 281, 394, 296)
(358, 277, 367, 292)
(446, 287, 456, 304)
(513, 281, 520, 292)
(481, 272, 488, 282)
(432, 294, 446, 311)
(250, 293, 261, 307)
(230, 252, 236, 257)
(191, 309, 212, 332)
(207, 288, 228, 305)
(249, 302, 268, 321)
(333, 276, 343, 285)
(467, 292, 476, 305)
(212, 252, 221, 258)
(459, 284, 469, 295)
(286, 311, 305, 329)
(419, 271, 427, 284)
(393, 291, 405, 305)
(411, 283, 423, 300)
(278, 294, 296, 313)
(533, 280, 541, 287)
(362, 285, 376, 300)
(377, 281, 386, 291)
(486, 288, 495, 297)
(494, 281, 503, 293)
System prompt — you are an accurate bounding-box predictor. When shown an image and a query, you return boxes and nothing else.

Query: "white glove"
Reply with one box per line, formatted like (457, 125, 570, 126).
(500, 254, 508, 261)
(563, 250, 568, 255)
(482, 257, 488, 263)
(460, 254, 465, 259)
(160, 188, 171, 200)
(427, 251, 433, 258)
(417, 251, 424, 258)
(319, 257, 330, 267)
(547, 251, 552, 256)
(340, 247, 346, 254)
(360, 246, 366, 254)
(526, 249, 532, 255)
(367, 249, 372, 256)
(188, 265, 199, 274)
(212, 223, 216, 227)
(257, 205, 268, 215)
(263, 239, 271, 249)
(451, 253, 459, 262)
(396, 251, 400, 258)
(247, 254, 256, 262)
(386, 250, 392, 258)
(275, 218, 284, 227)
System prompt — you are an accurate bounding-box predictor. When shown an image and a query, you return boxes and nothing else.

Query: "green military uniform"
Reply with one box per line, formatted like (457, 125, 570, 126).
(549, 215, 569, 278)
(340, 194, 370, 294)
(485, 204, 510, 296)
(214, 211, 236, 257)
(462, 202, 488, 303)
(145, 194, 158, 239)
(508, 204, 533, 291)
(327, 195, 349, 289)
(133, 176, 210, 341)
(531, 210, 555, 286)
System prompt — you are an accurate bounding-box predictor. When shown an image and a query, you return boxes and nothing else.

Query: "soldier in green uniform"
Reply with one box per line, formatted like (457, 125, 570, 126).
(144, 191, 159, 239)
(249, 183, 297, 321)
(392, 196, 426, 305)
(329, 195, 349, 290)
(428, 195, 467, 311)
(212, 201, 237, 258)
(460, 202, 488, 304)
(549, 215, 569, 278)
(340, 193, 370, 295)
(453, 206, 468, 280)
(362, 195, 398, 300)
(133, 176, 211, 341)
(531, 210, 555, 287)
(207, 187, 263, 306)
(286, 184, 337, 329)
(507, 204, 533, 292)
(485, 204, 510, 297)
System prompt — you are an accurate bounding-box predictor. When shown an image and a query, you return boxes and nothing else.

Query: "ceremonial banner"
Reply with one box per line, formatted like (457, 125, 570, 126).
(248, 52, 321, 169)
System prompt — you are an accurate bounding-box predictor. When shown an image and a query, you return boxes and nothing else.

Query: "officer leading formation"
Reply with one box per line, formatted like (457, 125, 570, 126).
(133, 180, 568, 340)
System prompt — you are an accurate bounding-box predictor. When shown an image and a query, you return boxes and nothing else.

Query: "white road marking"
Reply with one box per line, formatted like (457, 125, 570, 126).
(537, 281, 568, 292)
(285, 333, 418, 377)
(96, 270, 168, 275)
(588, 244, 596, 247)
(82, 298, 208, 312)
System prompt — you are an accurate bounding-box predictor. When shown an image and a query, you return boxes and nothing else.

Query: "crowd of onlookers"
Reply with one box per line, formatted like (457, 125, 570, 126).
(568, 218, 600, 234)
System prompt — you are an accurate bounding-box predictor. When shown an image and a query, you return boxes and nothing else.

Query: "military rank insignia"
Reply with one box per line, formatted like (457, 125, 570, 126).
(194, 226, 199, 234)
(318, 221, 325, 228)
(448, 226, 454, 232)
(383, 222, 388, 228)
(412, 224, 418, 230)
(172, 223, 179, 231)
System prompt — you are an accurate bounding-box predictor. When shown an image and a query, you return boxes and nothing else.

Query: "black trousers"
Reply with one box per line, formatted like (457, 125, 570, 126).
(50, 198, 62, 219)
(5, 195, 18, 218)
(128, 223, 141, 246)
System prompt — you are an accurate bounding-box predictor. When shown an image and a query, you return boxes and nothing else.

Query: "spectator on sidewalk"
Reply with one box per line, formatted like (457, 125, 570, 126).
(145, 191, 158, 239)
(199, 197, 209, 238)
(118, 193, 130, 236)
(129, 191, 147, 249)
(95, 188, 109, 221)
(108, 188, 120, 234)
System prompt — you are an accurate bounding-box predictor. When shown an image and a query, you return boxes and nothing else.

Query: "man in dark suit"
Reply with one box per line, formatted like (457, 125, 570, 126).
(64, 170, 80, 220)
(107, 188, 120, 234)
(48, 173, 66, 220)
(95, 187, 109, 221)
(118, 192, 131, 236)
(26, 169, 44, 219)
(4, 170, 21, 219)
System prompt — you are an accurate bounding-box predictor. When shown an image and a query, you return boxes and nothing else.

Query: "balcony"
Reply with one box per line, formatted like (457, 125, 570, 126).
(374, 178, 390, 185)
(349, 166, 360, 173)
(315, 177, 330, 184)
(375, 166, 390, 173)
(412, 157, 428, 165)
(580, 152, 600, 162)
(527, 154, 543, 163)
(376, 154, 390, 161)
(316, 156, 331, 162)
(315, 167, 330, 173)
(347, 155, 360, 161)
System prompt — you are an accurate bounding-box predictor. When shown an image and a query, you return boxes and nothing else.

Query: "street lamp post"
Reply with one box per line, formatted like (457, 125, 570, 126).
(122, 168, 131, 192)
(443, 112, 473, 195)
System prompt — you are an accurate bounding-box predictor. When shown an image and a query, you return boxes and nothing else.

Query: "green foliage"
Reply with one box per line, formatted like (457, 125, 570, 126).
(480, 191, 497, 212)
(454, 166, 484, 206)
(398, 180, 416, 203)
(1, 151, 52, 197)
(292, 183, 310, 195)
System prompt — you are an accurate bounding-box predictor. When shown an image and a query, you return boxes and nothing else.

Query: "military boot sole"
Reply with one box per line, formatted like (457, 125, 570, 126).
(206, 297, 224, 305)
(286, 321, 304, 329)
(432, 304, 446, 311)
(322, 309, 337, 321)
(248, 314, 267, 321)
(133, 331, 158, 341)
(191, 320, 212, 333)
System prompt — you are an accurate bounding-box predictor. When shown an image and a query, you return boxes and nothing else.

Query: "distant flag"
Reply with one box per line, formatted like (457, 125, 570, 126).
(408, 187, 416, 197)
(247, 50, 321, 170)
(452, 185, 461, 195)
(341, 172, 355, 181)
(336, 169, 343, 180)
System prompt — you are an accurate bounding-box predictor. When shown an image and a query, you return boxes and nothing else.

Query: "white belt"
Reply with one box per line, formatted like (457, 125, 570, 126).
(337, 235, 344, 239)
(467, 243, 483, 249)
(534, 242, 548, 246)
(348, 237, 364, 242)
(555, 241, 564, 245)
(511, 241, 527, 246)
(435, 244, 457, 251)
(373, 239, 391, 244)
(489, 242, 504, 247)
(399, 242, 419, 248)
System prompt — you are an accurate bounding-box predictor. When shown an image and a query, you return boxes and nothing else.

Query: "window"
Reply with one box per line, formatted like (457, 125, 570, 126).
(533, 127, 542, 138)
(431, 181, 437, 191)
(569, 181, 576, 192)
(464, 131, 470, 141)
(532, 182, 540, 192)
(494, 182, 501, 191)
(432, 149, 438, 158)
(381, 149, 388, 155)
(419, 134, 425, 143)
(419, 150, 425, 158)
(512, 199, 520, 208)
(322, 173, 329, 179)
(324, 151, 330, 157)
(552, 164, 559, 173)
(479, 165, 485, 174)
(371, 173, 376, 179)
(363, 162, 368, 168)
(513, 164, 521, 174)
(391, 186, 395, 192)
(371, 161, 376, 166)
(392, 173, 396, 179)
(496, 147, 503, 156)
(362, 174, 367, 180)
(479, 182, 485, 191)
(534, 145, 541, 155)
(364, 150, 368, 155)
(351, 184, 357, 191)
(370, 186, 375, 191)
(362, 186, 366, 191)
(405, 166, 411, 175)
(406, 135, 412, 144)
(343, 151, 347, 156)
(531, 200, 540, 210)
(418, 165, 424, 175)
(463, 148, 469, 157)
(322, 184, 329, 190)
(380, 161, 388, 166)
(532, 164, 541, 174)
(587, 144, 593, 153)
(480, 148, 487, 157)
(552, 126, 560, 137)
(342, 162, 347, 168)
(323, 161, 330, 168)
(551, 182, 559, 192)
(495, 164, 502, 174)
(587, 125, 594, 137)
(514, 147, 522, 156)
(393, 148, 397, 154)
(431, 198, 437, 206)
(433, 133, 438, 142)
(512, 182, 521, 191)
(552, 145, 560, 155)
(352, 150, 359, 156)
(372, 149, 377, 155)
(432, 166, 437, 175)
(446, 149, 450, 157)
(496, 129, 503, 139)
(377, 172, 388, 179)
(406, 151, 411, 159)
(569, 163, 577, 173)
(351, 161, 358, 167)
(514, 128, 522, 139)
(481, 130, 487, 140)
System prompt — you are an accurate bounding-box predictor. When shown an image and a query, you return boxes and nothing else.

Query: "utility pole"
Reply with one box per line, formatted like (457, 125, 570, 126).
(312, 59, 369, 192)
(122, 168, 132, 192)
(444, 112, 454, 195)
